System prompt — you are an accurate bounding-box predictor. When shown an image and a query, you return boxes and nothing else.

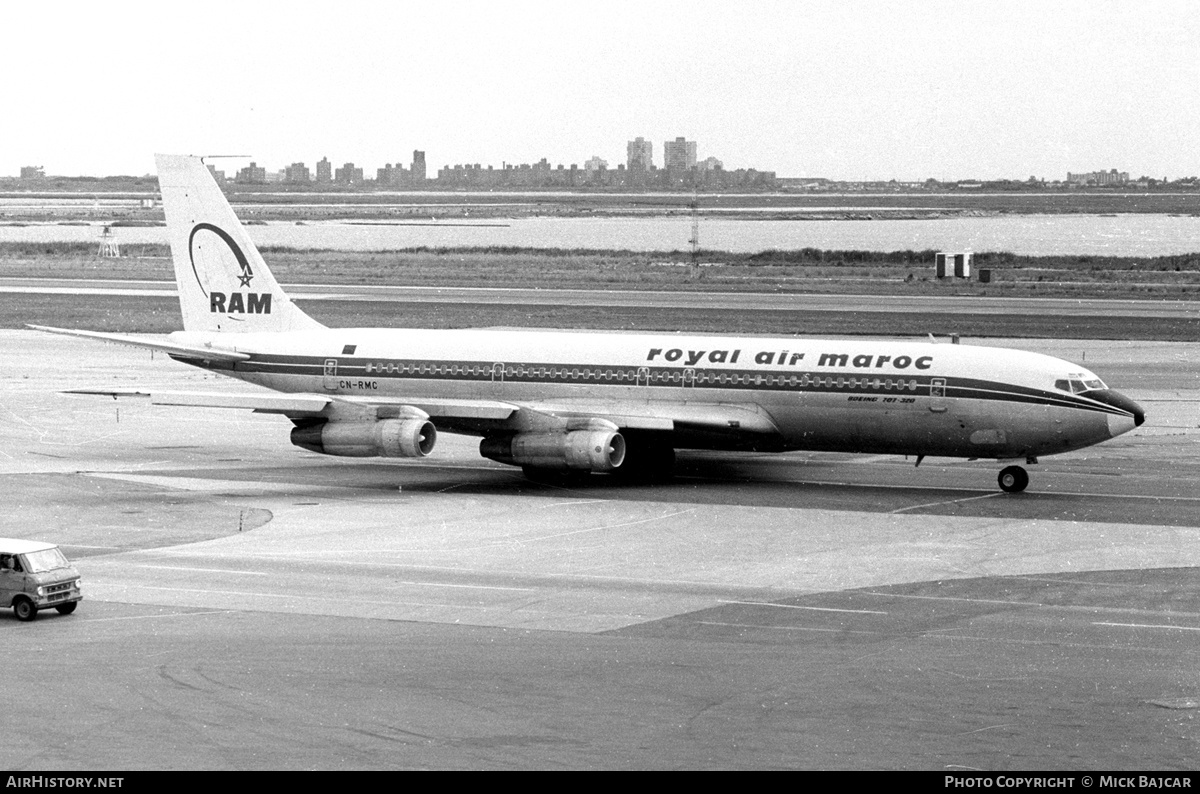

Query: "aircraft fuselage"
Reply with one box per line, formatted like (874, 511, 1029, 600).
(172, 326, 1143, 462)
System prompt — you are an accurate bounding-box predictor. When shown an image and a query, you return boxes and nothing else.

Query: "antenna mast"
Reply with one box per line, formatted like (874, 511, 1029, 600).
(688, 182, 700, 277)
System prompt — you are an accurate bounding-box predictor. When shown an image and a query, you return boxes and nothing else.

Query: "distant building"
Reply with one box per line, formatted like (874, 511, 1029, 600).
(697, 156, 723, 171)
(316, 157, 332, 184)
(19, 166, 45, 180)
(334, 162, 363, 185)
(284, 162, 311, 183)
(206, 164, 226, 183)
(376, 161, 411, 187)
(234, 162, 267, 184)
(663, 137, 697, 171)
(411, 150, 426, 184)
(626, 137, 652, 171)
(1067, 168, 1129, 185)
(584, 155, 608, 172)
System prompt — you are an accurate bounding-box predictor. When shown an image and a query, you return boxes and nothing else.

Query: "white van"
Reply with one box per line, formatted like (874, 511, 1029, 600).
(0, 539, 83, 621)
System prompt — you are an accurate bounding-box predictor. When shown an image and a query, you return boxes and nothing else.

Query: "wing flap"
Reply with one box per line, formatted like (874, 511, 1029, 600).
(63, 388, 332, 415)
(334, 395, 519, 421)
(514, 399, 782, 436)
(152, 392, 332, 414)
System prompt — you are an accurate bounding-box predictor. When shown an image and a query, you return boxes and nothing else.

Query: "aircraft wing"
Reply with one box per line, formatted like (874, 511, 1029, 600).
(61, 387, 782, 444)
(339, 395, 784, 442)
(63, 389, 522, 423)
(30, 325, 250, 362)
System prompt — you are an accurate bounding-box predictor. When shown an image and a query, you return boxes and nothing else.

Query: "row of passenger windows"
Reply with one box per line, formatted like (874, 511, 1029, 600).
(359, 361, 921, 391)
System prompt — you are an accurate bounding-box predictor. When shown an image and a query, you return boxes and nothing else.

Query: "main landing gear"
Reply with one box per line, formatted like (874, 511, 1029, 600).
(997, 465, 1030, 493)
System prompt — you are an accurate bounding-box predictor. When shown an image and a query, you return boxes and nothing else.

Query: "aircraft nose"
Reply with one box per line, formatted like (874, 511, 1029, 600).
(1088, 389, 1145, 435)
(1112, 390, 1145, 427)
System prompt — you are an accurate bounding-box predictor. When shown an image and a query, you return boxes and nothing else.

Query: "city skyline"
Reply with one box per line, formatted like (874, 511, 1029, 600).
(3, 1, 1198, 181)
(9, 147, 1157, 188)
(12, 134, 765, 184)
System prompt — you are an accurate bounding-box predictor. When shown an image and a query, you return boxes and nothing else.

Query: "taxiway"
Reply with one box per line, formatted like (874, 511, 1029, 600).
(2, 277, 1199, 318)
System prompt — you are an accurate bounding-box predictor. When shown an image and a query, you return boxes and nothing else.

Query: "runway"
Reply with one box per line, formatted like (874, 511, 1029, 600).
(2, 330, 1199, 769)
(2, 277, 1199, 318)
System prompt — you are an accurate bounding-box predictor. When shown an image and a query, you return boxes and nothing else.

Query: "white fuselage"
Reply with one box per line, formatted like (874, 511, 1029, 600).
(172, 327, 1140, 461)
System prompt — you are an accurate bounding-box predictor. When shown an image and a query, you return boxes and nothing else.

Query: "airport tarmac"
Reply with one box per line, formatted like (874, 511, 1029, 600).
(2, 330, 1199, 769)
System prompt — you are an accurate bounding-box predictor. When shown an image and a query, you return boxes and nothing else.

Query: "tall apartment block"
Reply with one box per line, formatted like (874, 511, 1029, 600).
(411, 150, 426, 183)
(284, 162, 311, 183)
(334, 162, 363, 184)
(663, 137, 697, 171)
(235, 162, 267, 184)
(626, 137, 653, 171)
(316, 157, 332, 184)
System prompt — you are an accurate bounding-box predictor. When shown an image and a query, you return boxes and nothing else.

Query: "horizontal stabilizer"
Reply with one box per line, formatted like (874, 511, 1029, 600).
(29, 325, 250, 362)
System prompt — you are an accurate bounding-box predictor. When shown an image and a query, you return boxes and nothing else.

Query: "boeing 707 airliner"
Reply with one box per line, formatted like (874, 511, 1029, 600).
(33, 154, 1145, 493)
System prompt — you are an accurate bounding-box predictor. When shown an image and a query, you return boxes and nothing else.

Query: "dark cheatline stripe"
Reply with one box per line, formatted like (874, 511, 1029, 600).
(947, 378, 1132, 417)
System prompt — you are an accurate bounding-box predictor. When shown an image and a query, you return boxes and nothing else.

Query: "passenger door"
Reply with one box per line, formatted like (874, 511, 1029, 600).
(929, 378, 948, 413)
(0, 555, 17, 606)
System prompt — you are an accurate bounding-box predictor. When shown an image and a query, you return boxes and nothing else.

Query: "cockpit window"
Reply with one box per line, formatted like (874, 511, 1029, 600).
(1055, 374, 1106, 393)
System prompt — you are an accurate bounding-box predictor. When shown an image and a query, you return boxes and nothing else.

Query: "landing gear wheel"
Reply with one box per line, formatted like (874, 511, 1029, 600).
(998, 465, 1029, 493)
(13, 598, 37, 622)
(56, 602, 78, 615)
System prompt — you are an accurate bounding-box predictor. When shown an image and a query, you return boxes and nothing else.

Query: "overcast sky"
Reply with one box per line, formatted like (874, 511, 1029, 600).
(3, 0, 1197, 181)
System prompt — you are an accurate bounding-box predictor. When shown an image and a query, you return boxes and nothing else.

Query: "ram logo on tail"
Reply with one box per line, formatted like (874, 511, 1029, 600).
(186, 222, 272, 315)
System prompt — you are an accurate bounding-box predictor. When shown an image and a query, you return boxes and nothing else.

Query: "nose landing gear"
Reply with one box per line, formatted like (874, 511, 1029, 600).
(998, 465, 1029, 493)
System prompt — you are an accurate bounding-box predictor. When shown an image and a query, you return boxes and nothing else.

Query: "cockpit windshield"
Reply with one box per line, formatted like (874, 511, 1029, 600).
(1055, 373, 1106, 393)
(22, 547, 71, 573)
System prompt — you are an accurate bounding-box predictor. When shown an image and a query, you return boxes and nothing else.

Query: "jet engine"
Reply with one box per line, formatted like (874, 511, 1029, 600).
(291, 418, 437, 458)
(480, 430, 626, 472)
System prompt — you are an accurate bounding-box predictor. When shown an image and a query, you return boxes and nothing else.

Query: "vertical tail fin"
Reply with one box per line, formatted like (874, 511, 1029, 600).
(155, 154, 324, 333)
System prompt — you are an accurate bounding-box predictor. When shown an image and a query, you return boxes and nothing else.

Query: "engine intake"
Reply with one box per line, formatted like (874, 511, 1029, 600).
(291, 418, 437, 458)
(480, 430, 626, 472)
